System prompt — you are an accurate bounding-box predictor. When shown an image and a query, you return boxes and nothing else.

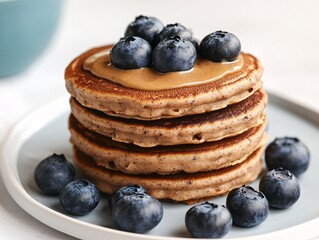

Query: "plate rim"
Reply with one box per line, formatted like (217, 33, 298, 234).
(1, 90, 319, 240)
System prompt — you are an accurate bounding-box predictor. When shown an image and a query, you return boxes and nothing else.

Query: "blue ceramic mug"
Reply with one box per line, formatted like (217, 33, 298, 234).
(0, 0, 62, 77)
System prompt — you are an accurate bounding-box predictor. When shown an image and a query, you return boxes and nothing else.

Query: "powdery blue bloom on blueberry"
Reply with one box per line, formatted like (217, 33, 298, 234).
(199, 31, 241, 62)
(226, 185, 269, 228)
(265, 137, 310, 177)
(110, 184, 147, 210)
(156, 23, 192, 44)
(125, 15, 164, 46)
(112, 193, 163, 233)
(110, 36, 152, 69)
(259, 168, 300, 209)
(153, 36, 197, 73)
(59, 179, 100, 216)
(34, 153, 75, 195)
(185, 202, 232, 238)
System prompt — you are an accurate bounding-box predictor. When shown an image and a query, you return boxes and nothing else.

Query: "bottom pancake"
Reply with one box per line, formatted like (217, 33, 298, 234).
(73, 147, 263, 204)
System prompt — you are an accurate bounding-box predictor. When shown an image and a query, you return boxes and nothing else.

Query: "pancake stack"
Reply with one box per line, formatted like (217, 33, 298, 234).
(65, 45, 267, 204)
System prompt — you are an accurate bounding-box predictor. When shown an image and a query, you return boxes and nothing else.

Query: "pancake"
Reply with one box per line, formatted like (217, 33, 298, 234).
(69, 114, 267, 174)
(65, 45, 263, 120)
(70, 89, 267, 147)
(73, 146, 263, 203)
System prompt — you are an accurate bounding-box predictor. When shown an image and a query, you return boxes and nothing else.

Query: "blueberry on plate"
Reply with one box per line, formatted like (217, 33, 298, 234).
(185, 202, 232, 238)
(124, 15, 164, 46)
(112, 193, 163, 233)
(199, 30, 241, 62)
(34, 153, 75, 195)
(110, 184, 147, 210)
(156, 23, 193, 44)
(259, 168, 300, 209)
(153, 36, 197, 73)
(226, 185, 269, 228)
(110, 36, 152, 70)
(265, 137, 310, 177)
(59, 179, 100, 216)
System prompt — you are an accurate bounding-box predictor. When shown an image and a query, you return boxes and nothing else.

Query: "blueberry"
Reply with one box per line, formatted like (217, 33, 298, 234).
(124, 15, 164, 46)
(226, 186, 269, 228)
(259, 168, 300, 209)
(156, 23, 193, 44)
(110, 184, 147, 210)
(34, 153, 75, 195)
(185, 202, 232, 238)
(112, 193, 163, 233)
(189, 38, 199, 52)
(265, 137, 310, 177)
(59, 179, 100, 216)
(199, 30, 241, 62)
(153, 36, 197, 73)
(110, 36, 152, 70)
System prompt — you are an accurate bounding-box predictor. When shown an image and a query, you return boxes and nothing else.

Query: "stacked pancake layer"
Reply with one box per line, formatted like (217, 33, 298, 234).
(65, 45, 268, 203)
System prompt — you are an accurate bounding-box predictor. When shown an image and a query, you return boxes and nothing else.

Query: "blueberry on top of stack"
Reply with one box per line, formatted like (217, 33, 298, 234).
(65, 15, 267, 204)
(111, 15, 241, 73)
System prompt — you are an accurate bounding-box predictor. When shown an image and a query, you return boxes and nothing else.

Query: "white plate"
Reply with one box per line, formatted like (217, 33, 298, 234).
(1, 91, 319, 240)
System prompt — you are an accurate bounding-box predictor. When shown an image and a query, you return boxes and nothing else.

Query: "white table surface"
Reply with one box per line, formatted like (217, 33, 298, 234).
(0, 0, 318, 239)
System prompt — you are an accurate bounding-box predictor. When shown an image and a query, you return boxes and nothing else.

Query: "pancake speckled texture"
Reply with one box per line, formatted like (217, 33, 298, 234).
(70, 89, 267, 147)
(65, 45, 263, 120)
(69, 114, 268, 174)
(73, 146, 263, 203)
(65, 44, 267, 203)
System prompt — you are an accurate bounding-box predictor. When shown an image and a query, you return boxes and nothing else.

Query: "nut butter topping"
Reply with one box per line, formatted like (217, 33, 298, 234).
(83, 47, 244, 91)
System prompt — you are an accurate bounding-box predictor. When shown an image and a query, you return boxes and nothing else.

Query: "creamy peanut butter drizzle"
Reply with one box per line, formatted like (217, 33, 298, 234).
(83, 47, 244, 91)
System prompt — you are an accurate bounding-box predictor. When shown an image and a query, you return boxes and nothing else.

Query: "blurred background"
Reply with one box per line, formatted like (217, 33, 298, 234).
(0, 0, 318, 239)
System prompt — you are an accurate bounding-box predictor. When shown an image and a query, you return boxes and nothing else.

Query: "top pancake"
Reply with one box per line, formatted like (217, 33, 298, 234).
(65, 45, 263, 120)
